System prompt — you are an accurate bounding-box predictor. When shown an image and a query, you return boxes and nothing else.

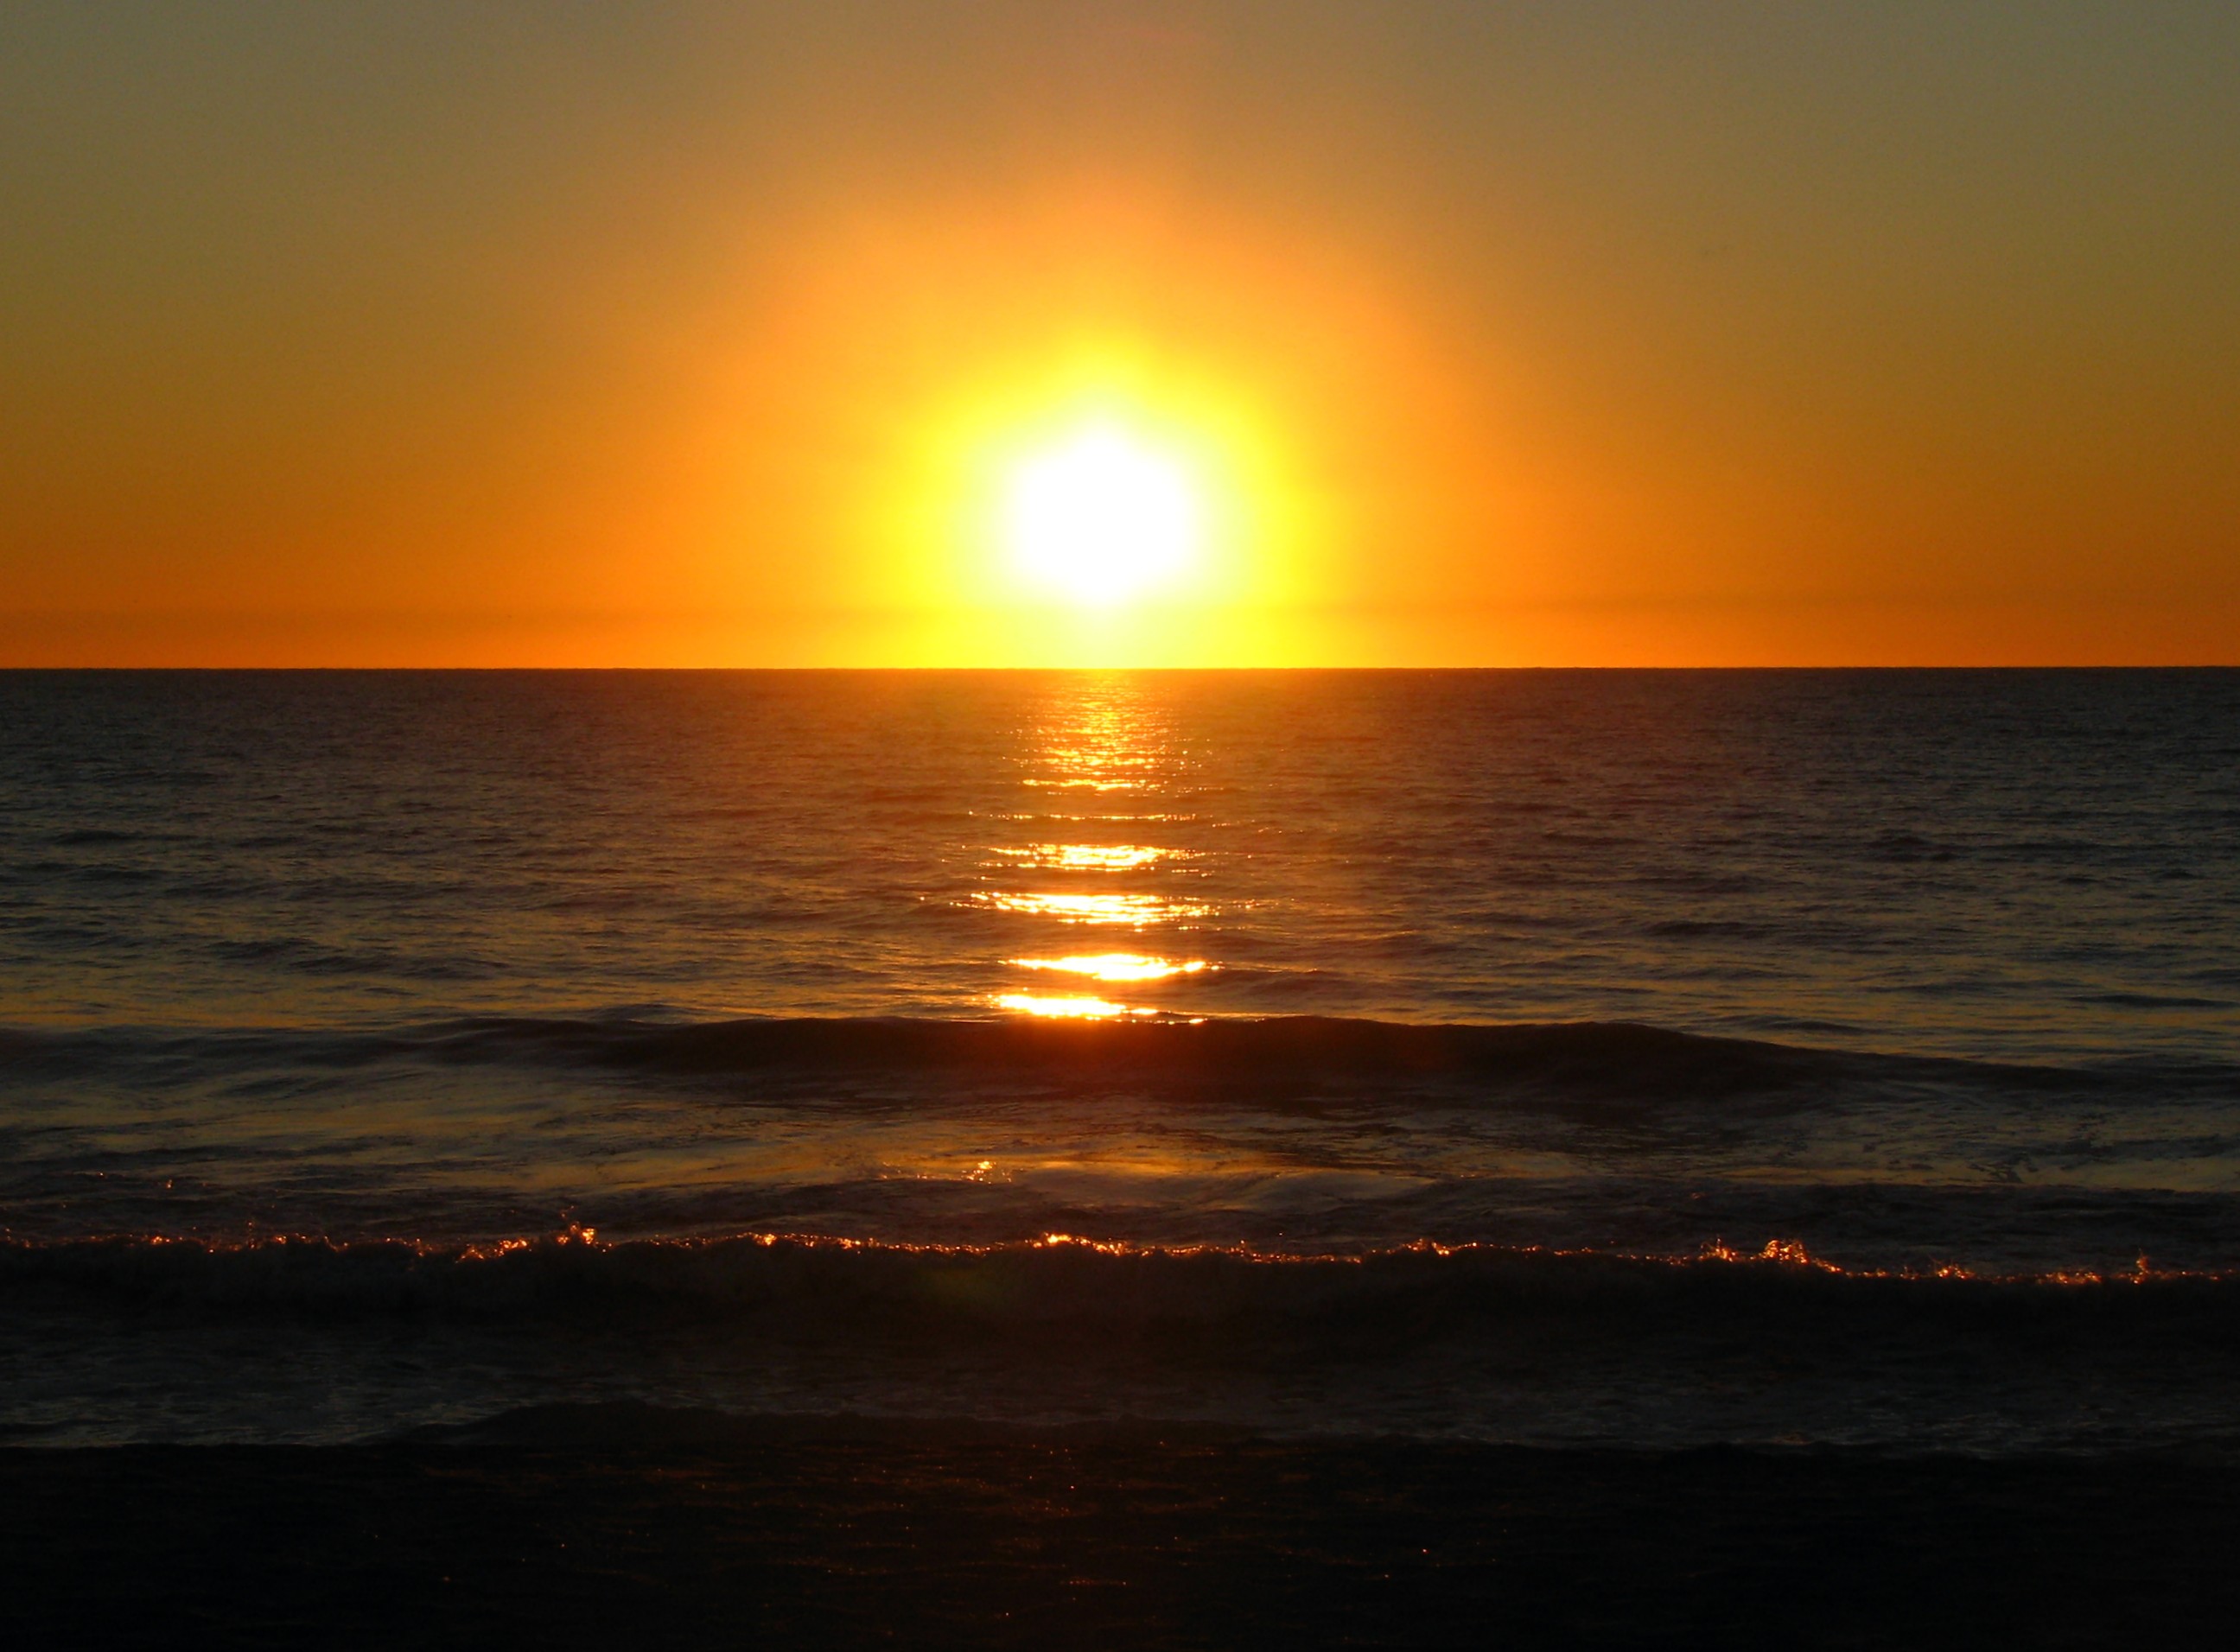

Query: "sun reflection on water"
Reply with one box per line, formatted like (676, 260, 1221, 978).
(971, 890, 1206, 924)
(991, 843, 1183, 872)
(994, 992, 1156, 1019)
(968, 678, 1223, 1010)
(1010, 954, 1211, 982)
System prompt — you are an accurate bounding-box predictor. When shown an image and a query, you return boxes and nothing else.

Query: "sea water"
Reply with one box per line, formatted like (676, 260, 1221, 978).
(3, 669, 2236, 1448)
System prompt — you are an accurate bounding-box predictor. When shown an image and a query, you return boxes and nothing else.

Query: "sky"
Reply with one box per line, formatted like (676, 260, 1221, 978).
(3, 1, 2236, 666)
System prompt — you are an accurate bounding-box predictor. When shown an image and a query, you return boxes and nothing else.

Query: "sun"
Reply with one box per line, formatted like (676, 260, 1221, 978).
(1001, 423, 1204, 607)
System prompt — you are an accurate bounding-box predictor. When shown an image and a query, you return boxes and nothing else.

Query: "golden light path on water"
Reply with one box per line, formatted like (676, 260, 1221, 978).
(973, 679, 1216, 1020)
(994, 993, 1159, 1019)
(970, 891, 1206, 924)
(1010, 955, 1211, 982)
(992, 843, 1180, 872)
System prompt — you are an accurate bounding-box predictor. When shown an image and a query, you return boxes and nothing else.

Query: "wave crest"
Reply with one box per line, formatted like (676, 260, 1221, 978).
(16, 1011, 2199, 1109)
(8, 1231, 2232, 1343)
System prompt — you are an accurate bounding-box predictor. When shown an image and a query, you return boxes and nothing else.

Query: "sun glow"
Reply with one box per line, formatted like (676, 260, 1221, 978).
(1002, 424, 1205, 607)
(823, 317, 1339, 663)
(681, 189, 1496, 665)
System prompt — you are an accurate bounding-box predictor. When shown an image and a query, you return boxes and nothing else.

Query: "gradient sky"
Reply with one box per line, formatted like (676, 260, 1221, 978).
(4, 2, 2236, 665)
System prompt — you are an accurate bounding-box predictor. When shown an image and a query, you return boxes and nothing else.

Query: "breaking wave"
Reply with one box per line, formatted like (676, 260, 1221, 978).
(8, 1230, 2235, 1348)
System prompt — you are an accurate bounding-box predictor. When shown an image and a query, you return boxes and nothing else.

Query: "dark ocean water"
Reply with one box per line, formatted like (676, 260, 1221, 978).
(3, 669, 2237, 1451)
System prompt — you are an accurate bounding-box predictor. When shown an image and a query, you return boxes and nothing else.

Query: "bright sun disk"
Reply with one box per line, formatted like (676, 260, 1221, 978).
(1002, 424, 1203, 607)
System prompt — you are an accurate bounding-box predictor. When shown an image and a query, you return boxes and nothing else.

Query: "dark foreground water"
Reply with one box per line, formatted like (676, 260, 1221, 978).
(3, 669, 2237, 1458)
(12, 1433, 2239, 1649)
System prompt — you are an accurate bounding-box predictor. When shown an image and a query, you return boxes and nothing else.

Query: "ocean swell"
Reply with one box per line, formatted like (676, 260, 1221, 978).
(12, 1012, 2211, 1105)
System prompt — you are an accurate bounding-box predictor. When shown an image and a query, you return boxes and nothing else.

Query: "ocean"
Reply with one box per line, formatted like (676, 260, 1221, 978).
(4, 668, 2237, 1462)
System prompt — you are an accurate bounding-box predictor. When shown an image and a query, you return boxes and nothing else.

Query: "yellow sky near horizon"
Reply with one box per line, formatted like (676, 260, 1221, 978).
(3, 3, 2237, 666)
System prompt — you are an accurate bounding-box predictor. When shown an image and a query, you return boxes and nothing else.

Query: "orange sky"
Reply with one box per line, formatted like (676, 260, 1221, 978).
(3, 3, 2236, 665)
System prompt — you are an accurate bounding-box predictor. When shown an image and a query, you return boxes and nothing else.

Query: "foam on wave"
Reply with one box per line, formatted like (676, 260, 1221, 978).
(7, 1230, 2232, 1343)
